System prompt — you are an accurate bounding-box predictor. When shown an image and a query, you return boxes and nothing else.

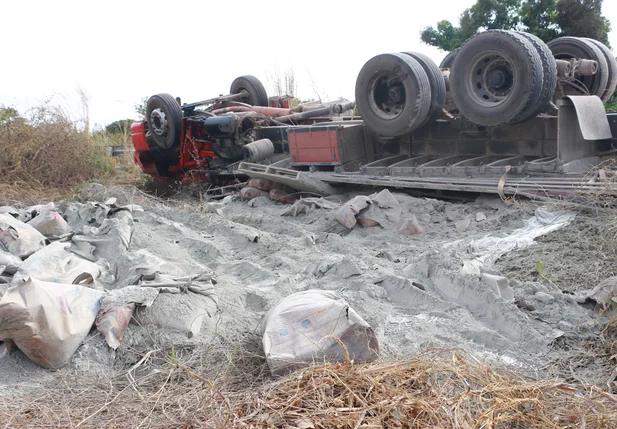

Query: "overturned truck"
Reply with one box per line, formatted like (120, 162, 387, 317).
(131, 31, 617, 199)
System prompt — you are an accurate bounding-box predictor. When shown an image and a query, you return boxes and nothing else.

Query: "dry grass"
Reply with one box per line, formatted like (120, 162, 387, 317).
(548, 315, 617, 398)
(2, 346, 617, 428)
(0, 102, 145, 205)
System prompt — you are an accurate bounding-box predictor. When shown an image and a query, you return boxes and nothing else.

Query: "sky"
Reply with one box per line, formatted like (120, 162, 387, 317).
(1, 0, 616, 128)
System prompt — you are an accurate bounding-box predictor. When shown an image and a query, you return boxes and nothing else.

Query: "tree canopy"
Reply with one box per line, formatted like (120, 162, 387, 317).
(421, 0, 612, 51)
(105, 118, 135, 135)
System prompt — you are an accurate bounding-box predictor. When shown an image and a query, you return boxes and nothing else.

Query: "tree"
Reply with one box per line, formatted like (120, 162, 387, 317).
(420, 20, 471, 52)
(420, 0, 611, 51)
(459, 0, 522, 34)
(0, 106, 21, 127)
(135, 97, 148, 118)
(519, 0, 561, 42)
(105, 119, 135, 135)
(556, 0, 612, 46)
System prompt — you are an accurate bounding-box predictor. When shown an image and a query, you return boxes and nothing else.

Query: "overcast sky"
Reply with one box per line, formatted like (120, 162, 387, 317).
(1, 0, 616, 128)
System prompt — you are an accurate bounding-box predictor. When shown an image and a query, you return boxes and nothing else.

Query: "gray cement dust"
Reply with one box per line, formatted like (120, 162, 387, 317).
(0, 184, 611, 397)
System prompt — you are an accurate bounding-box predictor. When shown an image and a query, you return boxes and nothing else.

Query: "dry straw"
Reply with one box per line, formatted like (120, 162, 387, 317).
(2, 345, 617, 428)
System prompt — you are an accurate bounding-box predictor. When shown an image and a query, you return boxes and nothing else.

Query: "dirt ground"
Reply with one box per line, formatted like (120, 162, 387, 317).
(497, 215, 617, 293)
(1, 183, 616, 426)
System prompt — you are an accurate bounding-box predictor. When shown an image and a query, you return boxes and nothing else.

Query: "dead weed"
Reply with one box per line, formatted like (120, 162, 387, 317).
(2, 347, 617, 428)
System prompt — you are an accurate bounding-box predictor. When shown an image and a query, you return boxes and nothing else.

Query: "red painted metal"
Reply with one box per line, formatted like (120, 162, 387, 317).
(210, 106, 293, 116)
(133, 151, 166, 181)
(289, 128, 340, 163)
(170, 119, 218, 173)
(269, 96, 293, 109)
(250, 106, 293, 117)
(210, 106, 252, 114)
(131, 122, 149, 152)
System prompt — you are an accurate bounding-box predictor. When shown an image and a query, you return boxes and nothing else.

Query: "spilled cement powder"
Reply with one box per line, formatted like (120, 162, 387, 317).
(0, 185, 605, 395)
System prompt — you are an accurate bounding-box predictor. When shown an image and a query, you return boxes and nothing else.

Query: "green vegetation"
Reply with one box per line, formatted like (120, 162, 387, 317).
(104, 118, 136, 135)
(421, 0, 612, 51)
(607, 93, 617, 111)
(134, 96, 148, 118)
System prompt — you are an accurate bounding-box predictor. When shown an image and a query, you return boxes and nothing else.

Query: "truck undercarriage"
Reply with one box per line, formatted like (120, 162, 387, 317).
(131, 31, 617, 202)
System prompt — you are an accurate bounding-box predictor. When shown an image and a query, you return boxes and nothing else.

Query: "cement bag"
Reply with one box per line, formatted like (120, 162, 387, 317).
(0, 250, 22, 274)
(0, 278, 104, 369)
(0, 213, 46, 258)
(261, 290, 380, 375)
(96, 286, 159, 349)
(27, 208, 71, 237)
(12, 241, 111, 285)
(134, 288, 219, 338)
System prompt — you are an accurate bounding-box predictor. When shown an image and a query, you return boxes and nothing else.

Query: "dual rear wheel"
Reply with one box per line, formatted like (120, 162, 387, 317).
(356, 31, 616, 134)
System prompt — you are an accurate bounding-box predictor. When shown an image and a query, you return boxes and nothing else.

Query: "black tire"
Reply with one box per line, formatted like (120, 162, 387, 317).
(146, 93, 183, 149)
(401, 51, 446, 127)
(145, 131, 179, 177)
(451, 30, 544, 127)
(547, 37, 609, 99)
(514, 31, 558, 122)
(440, 48, 460, 69)
(230, 75, 268, 107)
(583, 38, 617, 103)
(355, 53, 431, 137)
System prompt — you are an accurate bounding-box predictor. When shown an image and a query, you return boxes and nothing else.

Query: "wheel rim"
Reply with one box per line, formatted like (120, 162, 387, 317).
(150, 108, 169, 137)
(468, 51, 515, 107)
(368, 71, 406, 120)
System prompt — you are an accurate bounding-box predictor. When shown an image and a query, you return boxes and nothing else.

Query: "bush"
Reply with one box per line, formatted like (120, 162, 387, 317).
(0, 104, 141, 191)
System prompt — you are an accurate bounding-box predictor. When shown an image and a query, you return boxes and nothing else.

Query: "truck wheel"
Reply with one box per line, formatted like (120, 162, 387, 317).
(355, 53, 431, 137)
(145, 131, 179, 177)
(439, 48, 459, 69)
(230, 75, 269, 107)
(513, 31, 557, 122)
(401, 52, 446, 127)
(583, 38, 617, 103)
(146, 93, 183, 149)
(451, 30, 544, 127)
(547, 37, 609, 100)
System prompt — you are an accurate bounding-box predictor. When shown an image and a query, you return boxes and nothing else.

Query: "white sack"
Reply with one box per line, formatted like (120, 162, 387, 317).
(12, 241, 111, 285)
(0, 278, 104, 369)
(0, 250, 22, 274)
(261, 290, 379, 375)
(0, 213, 46, 258)
(27, 208, 71, 236)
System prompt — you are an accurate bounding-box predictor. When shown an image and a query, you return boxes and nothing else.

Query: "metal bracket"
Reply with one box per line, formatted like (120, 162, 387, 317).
(557, 95, 612, 165)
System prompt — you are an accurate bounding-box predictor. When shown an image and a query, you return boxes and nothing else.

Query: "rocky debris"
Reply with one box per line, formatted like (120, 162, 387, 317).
(475, 194, 506, 210)
(481, 273, 515, 302)
(455, 217, 472, 232)
(269, 189, 296, 204)
(334, 195, 372, 229)
(240, 187, 269, 200)
(515, 300, 536, 311)
(241, 179, 299, 205)
(578, 276, 617, 316)
(398, 216, 424, 235)
(248, 178, 276, 191)
(282, 197, 340, 217)
(534, 291, 556, 304)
